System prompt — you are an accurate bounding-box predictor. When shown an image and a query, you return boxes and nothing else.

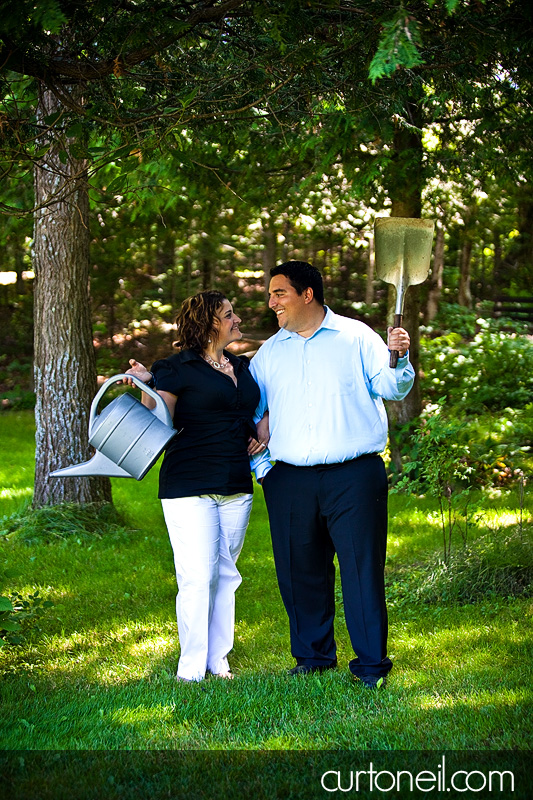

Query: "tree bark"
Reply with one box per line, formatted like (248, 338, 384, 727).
(365, 232, 375, 306)
(281, 217, 290, 263)
(458, 237, 473, 308)
(492, 228, 502, 294)
(503, 186, 533, 291)
(200, 241, 212, 291)
(14, 238, 27, 295)
(426, 223, 445, 322)
(262, 214, 277, 299)
(33, 86, 111, 507)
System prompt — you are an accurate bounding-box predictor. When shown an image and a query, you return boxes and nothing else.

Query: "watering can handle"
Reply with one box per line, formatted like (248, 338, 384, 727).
(389, 313, 403, 369)
(89, 374, 174, 431)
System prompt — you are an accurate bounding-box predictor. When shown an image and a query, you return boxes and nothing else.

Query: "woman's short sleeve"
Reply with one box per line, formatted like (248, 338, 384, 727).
(151, 358, 183, 395)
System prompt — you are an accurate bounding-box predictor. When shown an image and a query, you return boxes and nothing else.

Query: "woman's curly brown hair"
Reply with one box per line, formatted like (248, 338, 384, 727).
(173, 290, 227, 352)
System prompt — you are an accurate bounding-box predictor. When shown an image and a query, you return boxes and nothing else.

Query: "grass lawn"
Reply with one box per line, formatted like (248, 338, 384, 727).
(0, 411, 531, 796)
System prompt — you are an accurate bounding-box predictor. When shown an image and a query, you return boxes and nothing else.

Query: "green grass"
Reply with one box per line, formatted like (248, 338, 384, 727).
(0, 411, 532, 758)
(0, 411, 36, 518)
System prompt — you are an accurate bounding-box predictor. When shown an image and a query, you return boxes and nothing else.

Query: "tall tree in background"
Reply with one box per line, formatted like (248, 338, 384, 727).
(32, 86, 111, 505)
(0, 0, 325, 506)
(1, 0, 531, 504)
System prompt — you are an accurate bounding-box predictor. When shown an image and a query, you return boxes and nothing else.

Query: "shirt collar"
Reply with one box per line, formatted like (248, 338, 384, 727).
(276, 305, 337, 341)
(177, 348, 203, 363)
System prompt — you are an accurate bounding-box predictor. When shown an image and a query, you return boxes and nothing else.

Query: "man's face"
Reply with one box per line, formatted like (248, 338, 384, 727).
(268, 274, 309, 332)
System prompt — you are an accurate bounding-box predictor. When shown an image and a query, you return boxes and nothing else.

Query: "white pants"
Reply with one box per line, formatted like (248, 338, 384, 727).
(161, 493, 252, 681)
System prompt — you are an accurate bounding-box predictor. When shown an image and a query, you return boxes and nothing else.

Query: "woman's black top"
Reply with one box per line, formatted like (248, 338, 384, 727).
(151, 349, 260, 499)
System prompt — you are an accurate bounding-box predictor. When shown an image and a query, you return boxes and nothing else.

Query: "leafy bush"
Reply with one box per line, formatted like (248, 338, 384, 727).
(0, 350, 35, 407)
(391, 405, 474, 562)
(424, 301, 530, 340)
(0, 591, 54, 646)
(390, 399, 533, 570)
(425, 302, 480, 339)
(421, 321, 533, 412)
(394, 406, 531, 493)
(0, 389, 36, 410)
(464, 407, 532, 486)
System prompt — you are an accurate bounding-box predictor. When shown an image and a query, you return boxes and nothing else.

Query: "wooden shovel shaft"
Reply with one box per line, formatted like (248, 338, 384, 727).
(389, 313, 403, 368)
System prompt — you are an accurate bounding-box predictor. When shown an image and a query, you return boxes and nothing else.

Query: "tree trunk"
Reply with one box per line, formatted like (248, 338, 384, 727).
(33, 86, 111, 507)
(261, 214, 277, 299)
(458, 238, 473, 308)
(201, 252, 212, 291)
(14, 240, 27, 295)
(503, 186, 533, 291)
(492, 229, 502, 295)
(365, 232, 375, 306)
(184, 254, 192, 297)
(426, 224, 445, 322)
(282, 217, 290, 263)
(514, 193, 533, 281)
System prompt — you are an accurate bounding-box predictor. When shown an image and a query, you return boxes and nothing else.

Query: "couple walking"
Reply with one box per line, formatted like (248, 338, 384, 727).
(126, 261, 414, 687)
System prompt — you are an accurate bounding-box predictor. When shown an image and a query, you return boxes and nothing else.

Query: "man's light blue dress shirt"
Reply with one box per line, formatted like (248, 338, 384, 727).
(249, 306, 415, 480)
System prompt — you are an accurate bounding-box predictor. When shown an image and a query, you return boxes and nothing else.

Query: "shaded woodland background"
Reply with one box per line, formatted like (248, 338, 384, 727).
(0, 0, 532, 507)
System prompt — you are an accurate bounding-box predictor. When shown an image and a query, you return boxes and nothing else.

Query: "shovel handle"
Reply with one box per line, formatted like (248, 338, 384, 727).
(389, 313, 403, 368)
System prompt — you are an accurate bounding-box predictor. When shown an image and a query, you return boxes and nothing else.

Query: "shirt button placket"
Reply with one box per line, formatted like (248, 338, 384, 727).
(304, 340, 313, 430)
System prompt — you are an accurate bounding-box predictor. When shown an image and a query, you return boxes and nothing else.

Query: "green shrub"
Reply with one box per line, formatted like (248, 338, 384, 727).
(436, 405, 533, 488)
(391, 397, 533, 562)
(0, 590, 54, 646)
(421, 321, 533, 413)
(391, 405, 474, 562)
(0, 389, 36, 410)
(426, 302, 480, 339)
(425, 301, 530, 340)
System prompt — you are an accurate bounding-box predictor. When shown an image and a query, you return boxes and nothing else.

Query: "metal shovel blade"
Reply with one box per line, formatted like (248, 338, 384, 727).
(374, 217, 434, 366)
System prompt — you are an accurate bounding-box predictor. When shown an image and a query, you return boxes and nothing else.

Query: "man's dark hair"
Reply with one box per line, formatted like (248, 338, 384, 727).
(270, 261, 324, 306)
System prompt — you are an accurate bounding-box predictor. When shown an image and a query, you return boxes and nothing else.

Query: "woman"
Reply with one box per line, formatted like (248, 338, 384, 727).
(126, 291, 265, 682)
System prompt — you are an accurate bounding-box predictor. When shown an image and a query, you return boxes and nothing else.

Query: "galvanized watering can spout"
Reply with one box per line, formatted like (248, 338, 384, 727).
(50, 374, 177, 481)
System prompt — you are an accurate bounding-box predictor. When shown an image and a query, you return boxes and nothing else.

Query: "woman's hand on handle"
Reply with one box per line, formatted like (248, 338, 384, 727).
(123, 359, 152, 386)
(121, 359, 156, 409)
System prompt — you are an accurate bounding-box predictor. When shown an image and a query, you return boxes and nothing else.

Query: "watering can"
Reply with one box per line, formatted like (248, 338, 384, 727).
(50, 374, 177, 480)
(374, 216, 435, 367)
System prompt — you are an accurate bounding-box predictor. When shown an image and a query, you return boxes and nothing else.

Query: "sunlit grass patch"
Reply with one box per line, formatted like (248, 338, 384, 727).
(0, 487, 32, 501)
(23, 618, 179, 686)
(0, 411, 532, 752)
(0, 411, 36, 519)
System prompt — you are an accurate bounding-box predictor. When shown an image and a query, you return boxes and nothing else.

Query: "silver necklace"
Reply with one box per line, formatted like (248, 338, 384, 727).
(203, 353, 229, 370)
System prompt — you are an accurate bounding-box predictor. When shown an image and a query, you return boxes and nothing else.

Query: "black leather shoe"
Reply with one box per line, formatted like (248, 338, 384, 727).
(288, 661, 337, 676)
(358, 674, 387, 689)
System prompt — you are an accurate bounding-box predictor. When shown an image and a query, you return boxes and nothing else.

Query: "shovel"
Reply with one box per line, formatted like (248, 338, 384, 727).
(374, 217, 434, 367)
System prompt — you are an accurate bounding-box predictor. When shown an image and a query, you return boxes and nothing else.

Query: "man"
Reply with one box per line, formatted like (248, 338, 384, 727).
(250, 261, 414, 688)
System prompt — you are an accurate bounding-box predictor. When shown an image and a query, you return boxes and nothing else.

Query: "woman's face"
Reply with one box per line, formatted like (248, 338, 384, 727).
(211, 299, 242, 347)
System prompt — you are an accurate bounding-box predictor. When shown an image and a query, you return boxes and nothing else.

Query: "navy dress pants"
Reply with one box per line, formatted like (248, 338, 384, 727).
(262, 455, 392, 679)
